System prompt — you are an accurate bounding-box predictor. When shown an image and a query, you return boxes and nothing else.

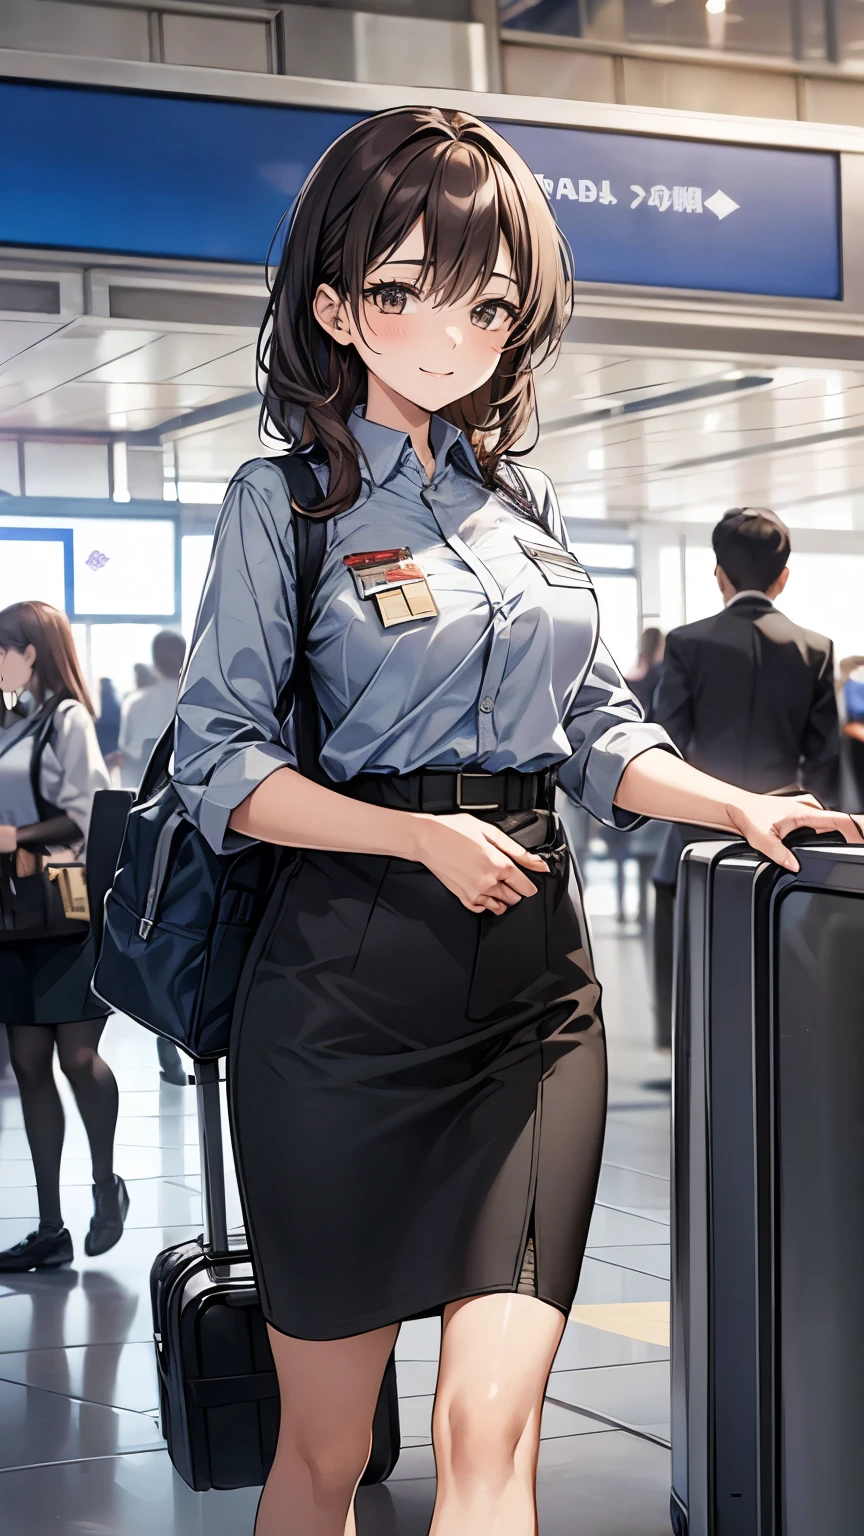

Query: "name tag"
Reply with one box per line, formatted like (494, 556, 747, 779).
(516, 537, 593, 590)
(343, 547, 439, 627)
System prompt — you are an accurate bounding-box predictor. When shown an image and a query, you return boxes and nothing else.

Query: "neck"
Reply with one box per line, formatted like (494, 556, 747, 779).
(364, 374, 434, 478)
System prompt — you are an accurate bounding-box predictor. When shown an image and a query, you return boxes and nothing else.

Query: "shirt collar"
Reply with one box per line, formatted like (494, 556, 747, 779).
(725, 589, 774, 609)
(348, 407, 482, 487)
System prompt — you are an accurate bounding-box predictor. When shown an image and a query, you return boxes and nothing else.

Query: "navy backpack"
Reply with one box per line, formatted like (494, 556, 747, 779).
(92, 456, 326, 1061)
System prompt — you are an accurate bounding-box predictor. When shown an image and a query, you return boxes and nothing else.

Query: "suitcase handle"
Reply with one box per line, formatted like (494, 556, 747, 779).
(782, 829, 847, 849)
(195, 1060, 230, 1256)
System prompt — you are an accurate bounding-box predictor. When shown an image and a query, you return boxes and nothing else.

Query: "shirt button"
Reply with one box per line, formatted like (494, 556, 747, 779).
(479, 696, 494, 714)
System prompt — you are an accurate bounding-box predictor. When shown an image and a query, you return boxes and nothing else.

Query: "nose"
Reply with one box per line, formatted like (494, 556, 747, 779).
(444, 325, 462, 349)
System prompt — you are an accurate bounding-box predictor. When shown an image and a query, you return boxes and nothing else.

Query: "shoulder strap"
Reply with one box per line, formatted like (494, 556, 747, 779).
(268, 454, 329, 784)
(28, 694, 68, 821)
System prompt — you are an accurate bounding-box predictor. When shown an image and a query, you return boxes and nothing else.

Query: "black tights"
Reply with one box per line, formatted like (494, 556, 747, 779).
(6, 1021, 119, 1228)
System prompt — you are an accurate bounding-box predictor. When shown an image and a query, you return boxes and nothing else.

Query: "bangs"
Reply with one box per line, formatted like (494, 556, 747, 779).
(340, 126, 563, 343)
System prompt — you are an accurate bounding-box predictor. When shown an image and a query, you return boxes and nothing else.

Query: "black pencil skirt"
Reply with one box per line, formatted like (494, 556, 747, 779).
(0, 933, 109, 1025)
(228, 809, 607, 1341)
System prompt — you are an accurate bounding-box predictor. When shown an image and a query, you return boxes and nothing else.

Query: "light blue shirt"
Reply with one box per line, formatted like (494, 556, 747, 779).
(173, 410, 676, 853)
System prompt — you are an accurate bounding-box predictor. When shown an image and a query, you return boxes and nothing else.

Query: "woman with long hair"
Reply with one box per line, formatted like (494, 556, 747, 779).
(626, 625, 666, 714)
(171, 109, 861, 1535)
(0, 601, 129, 1270)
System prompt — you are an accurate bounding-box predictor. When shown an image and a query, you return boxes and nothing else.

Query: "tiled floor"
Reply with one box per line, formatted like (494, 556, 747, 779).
(0, 864, 674, 1535)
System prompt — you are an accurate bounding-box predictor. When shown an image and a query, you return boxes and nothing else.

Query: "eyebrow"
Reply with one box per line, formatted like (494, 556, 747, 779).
(368, 259, 518, 289)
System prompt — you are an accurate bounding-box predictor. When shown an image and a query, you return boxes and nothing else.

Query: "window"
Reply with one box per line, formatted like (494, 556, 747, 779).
(500, 0, 833, 62)
(181, 534, 214, 641)
(776, 554, 864, 665)
(592, 573, 639, 674)
(0, 529, 70, 613)
(0, 512, 178, 621)
(623, 0, 794, 56)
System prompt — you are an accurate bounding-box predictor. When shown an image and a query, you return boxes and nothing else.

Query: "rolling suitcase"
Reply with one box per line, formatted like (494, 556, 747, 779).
(151, 1058, 401, 1491)
(670, 832, 864, 1536)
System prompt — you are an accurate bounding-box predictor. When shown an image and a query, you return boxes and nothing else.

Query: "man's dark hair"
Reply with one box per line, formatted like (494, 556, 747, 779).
(712, 507, 791, 593)
(152, 629, 186, 680)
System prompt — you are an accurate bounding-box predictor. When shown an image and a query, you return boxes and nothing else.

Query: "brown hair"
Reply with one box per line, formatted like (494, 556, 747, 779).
(0, 601, 95, 721)
(258, 106, 573, 518)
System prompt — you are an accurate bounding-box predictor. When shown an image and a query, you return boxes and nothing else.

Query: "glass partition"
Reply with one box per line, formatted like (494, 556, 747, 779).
(501, 0, 835, 62)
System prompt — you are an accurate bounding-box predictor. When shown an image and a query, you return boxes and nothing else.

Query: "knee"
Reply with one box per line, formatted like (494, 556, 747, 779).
(435, 1395, 528, 1494)
(286, 1428, 371, 1508)
(57, 1046, 98, 1086)
(9, 1041, 53, 1092)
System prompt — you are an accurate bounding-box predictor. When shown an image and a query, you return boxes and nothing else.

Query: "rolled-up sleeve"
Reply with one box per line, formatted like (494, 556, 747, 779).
(557, 643, 680, 829)
(172, 469, 298, 854)
(524, 468, 680, 827)
(43, 702, 111, 847)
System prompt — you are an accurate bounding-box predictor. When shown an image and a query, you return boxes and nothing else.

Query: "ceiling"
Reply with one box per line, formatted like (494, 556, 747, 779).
(4, 304, 864, 531)
(531, 350, 864, 530)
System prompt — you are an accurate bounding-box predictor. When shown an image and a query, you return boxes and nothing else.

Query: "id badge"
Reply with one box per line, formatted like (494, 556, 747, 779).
(516, 537, 593, 590)
(343, 547, 439, 627)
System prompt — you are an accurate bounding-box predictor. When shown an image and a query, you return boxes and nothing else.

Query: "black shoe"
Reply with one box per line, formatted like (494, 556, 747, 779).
(84, 1176, 130, 1257)
(0, 1225, 73, 1271)
(157, 1038, 189, 1087)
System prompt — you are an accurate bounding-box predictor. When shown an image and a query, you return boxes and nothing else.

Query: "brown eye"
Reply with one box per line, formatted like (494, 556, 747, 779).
(471, 301, 514, 333)
(365, 283, 417, 316)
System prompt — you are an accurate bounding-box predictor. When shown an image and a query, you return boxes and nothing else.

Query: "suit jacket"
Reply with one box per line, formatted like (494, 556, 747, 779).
(651, 594, 840, 883)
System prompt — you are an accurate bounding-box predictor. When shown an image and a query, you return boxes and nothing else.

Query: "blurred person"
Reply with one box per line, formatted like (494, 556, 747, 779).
(839, 654, 864, 724)
(626, 626, 665, 714)
(132, 662, 156, 691)
(651, 508, 840, 1049)
(94, 677, 121, 759)
(837, 655, 864, 811)
(0, 602, 129, 1270)
(106, 630, 189, 1086)
(108, 631, 186, 790)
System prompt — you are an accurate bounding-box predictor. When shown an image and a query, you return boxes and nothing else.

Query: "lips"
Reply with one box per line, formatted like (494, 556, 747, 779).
(419, 368, 454, 377)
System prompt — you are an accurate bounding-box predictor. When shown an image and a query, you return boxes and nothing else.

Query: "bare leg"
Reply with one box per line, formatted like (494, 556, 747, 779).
(255, 1320, 398, 1536)
(430, 1292, 566, 1536)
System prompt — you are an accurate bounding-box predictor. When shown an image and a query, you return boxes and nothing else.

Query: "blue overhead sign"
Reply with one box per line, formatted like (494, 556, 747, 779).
(502, 121, 841, 300)
(0, 80, 841, 300)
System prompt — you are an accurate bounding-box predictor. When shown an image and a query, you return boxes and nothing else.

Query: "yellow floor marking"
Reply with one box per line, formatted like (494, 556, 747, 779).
(569, 1301, 670, 1347)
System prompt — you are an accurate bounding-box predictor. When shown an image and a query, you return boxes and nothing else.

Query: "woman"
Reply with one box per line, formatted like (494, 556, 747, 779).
(0, 602, 129, 1271)
(172, 109, 861, 1536)
(94, 677, 121, 759)
(626, 625, 665, 715)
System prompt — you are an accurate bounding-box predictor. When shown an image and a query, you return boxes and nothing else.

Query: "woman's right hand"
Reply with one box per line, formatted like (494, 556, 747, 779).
(409, 813, 549, 915)
(0, 824, 16, 855)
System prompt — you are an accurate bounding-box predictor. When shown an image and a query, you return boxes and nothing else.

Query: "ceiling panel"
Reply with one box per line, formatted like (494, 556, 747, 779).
(174, 344, 258, 388)
(0, 319, 68, 367)
(86, 333, 257, 385)
(0, 328, 162, 390)
(0, 380, 249, 431)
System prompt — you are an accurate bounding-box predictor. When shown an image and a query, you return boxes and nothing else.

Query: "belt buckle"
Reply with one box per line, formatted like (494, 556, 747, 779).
(455, 771, 500, 812)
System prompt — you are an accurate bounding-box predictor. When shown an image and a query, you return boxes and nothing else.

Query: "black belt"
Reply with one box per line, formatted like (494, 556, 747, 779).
(338, 767, 557, 816)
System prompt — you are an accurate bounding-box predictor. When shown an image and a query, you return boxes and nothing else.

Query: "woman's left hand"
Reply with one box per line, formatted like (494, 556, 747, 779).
(726, 793, 864, 872)
(0, 824, 17, 855)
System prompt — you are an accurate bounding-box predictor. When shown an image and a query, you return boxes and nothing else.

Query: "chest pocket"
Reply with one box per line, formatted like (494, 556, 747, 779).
(516, 537, 594, 590)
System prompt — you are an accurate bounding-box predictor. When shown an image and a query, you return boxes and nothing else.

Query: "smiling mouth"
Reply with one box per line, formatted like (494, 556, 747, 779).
(419, 368, 454, 377)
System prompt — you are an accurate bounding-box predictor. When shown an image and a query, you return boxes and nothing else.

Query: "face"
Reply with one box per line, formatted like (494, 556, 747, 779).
(314, 220, 520, 413)
(0, 643, 36, 694)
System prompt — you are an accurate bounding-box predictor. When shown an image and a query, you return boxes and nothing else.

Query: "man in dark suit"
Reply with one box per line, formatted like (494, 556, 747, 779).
(650, 507, 840, 1049)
